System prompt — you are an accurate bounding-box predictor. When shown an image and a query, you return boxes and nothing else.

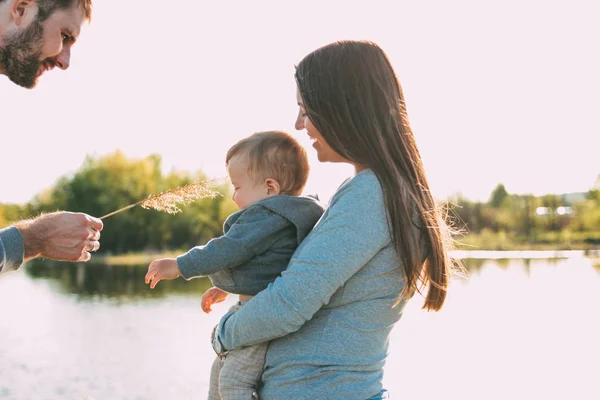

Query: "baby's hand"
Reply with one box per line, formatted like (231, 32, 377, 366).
(145, 258, 181, 289)
(201, 287, 229, 313)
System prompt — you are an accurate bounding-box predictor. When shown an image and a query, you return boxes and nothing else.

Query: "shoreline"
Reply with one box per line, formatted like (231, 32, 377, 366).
(90, 247, 600, 266)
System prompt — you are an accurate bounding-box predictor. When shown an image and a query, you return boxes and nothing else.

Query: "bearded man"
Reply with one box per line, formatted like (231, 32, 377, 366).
(0, 0, 103, 276)
(0, 0, 92, 88)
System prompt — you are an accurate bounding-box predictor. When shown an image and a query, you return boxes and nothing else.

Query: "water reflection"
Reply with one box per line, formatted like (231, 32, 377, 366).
(25, 259, 212, 299)
(462, 256, 565, 277)
(23, 255, 599, 300)
(1, 255, 597, 399)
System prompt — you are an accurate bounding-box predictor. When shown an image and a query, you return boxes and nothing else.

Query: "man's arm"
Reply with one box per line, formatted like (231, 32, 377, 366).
(0, 212, 103, 276)
(177, 206, 290, 279)
(0, 226, 25, 274)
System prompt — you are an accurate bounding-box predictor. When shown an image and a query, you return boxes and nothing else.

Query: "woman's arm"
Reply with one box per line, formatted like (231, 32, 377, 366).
(218, 176, 390, 350)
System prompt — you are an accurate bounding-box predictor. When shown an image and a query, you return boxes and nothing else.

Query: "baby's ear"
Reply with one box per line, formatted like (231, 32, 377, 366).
(264, 178, 281, 196)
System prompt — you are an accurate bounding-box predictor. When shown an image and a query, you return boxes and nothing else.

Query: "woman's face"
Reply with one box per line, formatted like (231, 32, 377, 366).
(295, 88, 347, 164)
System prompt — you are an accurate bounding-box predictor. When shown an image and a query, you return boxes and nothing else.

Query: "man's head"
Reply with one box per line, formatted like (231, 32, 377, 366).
(0, 0, 92, 88)
(226, 131, 310, 209)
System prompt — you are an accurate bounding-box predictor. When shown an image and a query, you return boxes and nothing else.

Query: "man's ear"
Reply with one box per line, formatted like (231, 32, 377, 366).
(264, 178, 281, 196)
(11, 0, 38, 27)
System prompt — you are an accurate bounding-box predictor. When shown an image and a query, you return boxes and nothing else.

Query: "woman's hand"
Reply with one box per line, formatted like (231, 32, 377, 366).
(145, 258, 181, 289)
(201, 287, 229, 313)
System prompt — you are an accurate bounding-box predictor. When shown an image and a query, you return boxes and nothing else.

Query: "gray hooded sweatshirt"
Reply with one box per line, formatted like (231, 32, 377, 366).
(0, 227, 24, 275)
(177, 195, 324, 295)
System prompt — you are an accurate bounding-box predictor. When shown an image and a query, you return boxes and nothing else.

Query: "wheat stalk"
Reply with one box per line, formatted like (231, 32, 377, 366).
(100, 179, 223, 220)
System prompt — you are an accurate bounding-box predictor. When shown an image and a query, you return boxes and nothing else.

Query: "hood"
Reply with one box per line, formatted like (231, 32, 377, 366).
(257, 195, 325, 244)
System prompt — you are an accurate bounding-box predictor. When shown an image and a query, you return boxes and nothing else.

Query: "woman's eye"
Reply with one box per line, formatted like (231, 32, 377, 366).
(61, 33, 71, 42)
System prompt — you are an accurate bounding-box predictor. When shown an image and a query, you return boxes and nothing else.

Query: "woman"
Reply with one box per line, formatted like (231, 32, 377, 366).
(212, 40, 456, 399)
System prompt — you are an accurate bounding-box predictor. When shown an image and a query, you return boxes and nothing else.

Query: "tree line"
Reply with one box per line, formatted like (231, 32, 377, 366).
(449, 184, 600, 249)
(2, 153, 599, 252)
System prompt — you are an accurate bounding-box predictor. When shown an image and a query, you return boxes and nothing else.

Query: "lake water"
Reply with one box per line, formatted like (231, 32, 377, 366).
(1, 255, 599, 400)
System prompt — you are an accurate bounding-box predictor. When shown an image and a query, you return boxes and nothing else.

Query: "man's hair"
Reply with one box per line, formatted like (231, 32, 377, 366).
(226, 131, 310, 196)
(29, 0, 93, 22)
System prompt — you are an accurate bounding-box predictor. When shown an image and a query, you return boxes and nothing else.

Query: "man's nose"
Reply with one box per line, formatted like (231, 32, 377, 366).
(55, 46, 71, 70)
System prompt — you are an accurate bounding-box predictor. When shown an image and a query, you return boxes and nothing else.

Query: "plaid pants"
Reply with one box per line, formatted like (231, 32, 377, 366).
(208, 302, 268, 400)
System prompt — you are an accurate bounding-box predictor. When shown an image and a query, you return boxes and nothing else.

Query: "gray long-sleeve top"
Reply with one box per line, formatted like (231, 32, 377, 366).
(217, 170, 429, 399)
(0, 227, 24, 275)
(177, 195, 325, 295)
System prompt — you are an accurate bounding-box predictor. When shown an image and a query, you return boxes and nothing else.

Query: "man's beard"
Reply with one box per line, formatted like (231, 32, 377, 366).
(0, 18, 46, 89)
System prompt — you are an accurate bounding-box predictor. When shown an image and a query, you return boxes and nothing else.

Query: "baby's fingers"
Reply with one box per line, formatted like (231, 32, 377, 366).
(145, 261, 156, 284)
(201, 298, 212, 313)
(150, 275, 162, 289)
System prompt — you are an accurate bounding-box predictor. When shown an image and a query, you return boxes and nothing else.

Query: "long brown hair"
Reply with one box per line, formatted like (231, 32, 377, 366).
(296, 40, 457, 311)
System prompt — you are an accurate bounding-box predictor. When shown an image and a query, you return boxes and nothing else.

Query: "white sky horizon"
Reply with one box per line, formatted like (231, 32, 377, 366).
(1, 0, 599, 205)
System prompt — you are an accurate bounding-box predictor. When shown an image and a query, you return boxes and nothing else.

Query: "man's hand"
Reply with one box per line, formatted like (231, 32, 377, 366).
(201, 287, 229, 313)
(15, 211, 103, 262)
(145, 258, 181, 289)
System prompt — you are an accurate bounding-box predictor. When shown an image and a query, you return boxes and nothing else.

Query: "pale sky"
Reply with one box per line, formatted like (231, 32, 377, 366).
(1, 0, 598, 204)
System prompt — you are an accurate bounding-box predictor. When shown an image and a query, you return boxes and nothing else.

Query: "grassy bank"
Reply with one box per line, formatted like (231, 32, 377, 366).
(94, 235, 600, 267)
(92, 250, 186, 266)
(455, 230, 600, 251)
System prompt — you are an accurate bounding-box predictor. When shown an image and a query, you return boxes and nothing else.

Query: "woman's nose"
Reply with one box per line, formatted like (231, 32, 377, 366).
(295, 112, 305, 131)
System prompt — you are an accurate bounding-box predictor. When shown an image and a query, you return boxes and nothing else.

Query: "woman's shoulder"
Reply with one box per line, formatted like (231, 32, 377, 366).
(330, 169, 384, 209)
(334, 169, 382, 198)
(317, 169, 390, 242)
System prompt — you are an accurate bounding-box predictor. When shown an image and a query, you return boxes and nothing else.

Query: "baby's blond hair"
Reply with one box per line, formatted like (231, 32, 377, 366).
(226, 131, 310, 196)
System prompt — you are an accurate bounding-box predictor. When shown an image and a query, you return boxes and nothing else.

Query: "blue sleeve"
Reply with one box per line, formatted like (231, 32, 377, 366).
(218, 179, 391, 349)
(0, 226, 25, 275)
(177, 206, 291, 279)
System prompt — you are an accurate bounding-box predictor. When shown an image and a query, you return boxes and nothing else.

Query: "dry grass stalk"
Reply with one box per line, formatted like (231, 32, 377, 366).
(100, 179, 222, 220)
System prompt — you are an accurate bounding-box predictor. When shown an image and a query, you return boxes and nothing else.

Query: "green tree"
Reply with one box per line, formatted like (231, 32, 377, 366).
(489, 184, 509, 208)
(27, 151, 235, 254)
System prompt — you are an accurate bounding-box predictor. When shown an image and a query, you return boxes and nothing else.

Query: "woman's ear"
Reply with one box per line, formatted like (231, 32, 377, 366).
(11, 0, 37, 27)
(264, 178, 281, 196)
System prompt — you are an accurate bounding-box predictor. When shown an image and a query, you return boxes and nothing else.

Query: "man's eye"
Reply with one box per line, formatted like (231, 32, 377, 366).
(61, 33, 71, 42)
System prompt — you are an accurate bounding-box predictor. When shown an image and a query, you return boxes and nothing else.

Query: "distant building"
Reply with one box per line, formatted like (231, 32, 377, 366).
(536, 207, 552, 216)
(536, 206, 573, 216)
